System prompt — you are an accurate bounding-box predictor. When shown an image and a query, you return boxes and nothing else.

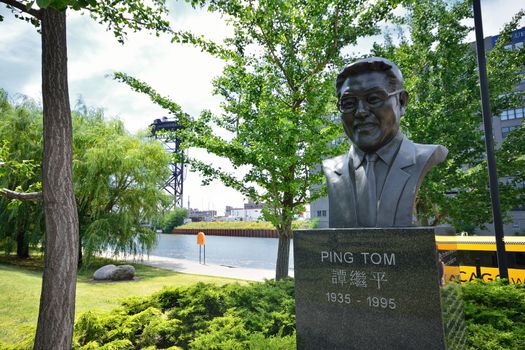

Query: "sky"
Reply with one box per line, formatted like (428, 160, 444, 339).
(0, 1, 523, 215)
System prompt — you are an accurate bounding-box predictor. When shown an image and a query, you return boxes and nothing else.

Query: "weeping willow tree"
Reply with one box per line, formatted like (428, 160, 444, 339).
(0, 91, 44, 258)
(0, 92, 171, 266)
(72, 108, 171, 266)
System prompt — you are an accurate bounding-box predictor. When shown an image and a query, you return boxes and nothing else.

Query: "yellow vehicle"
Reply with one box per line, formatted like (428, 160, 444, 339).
(436, 235, 525, 284)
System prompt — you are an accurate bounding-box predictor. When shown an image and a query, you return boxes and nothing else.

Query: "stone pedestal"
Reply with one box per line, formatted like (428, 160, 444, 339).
(293, 228, 466, 350)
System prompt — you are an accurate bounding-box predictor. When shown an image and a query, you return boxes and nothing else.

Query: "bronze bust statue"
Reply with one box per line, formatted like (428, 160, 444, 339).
(323, 57, 448, 228)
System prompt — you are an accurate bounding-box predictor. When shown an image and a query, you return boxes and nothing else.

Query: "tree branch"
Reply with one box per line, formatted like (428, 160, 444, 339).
(0, 0, 42, 20)
(306, 5, 340, 81)
(255, 23, 297, 94)
(1, 188, 42, 201)
(294, 164, 309, 206)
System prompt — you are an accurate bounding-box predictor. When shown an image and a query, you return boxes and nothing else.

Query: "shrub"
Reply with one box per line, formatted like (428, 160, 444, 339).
(246, 333, 296, 349)
(119, 296, 159, 315)
(226, 278, 295, 337)
(462, 280, 525, 350)
(164, 283, 233, 347)
(74, 279, 295, 349)
(189, 313, 249, 350)
(73, 278, 524, 349)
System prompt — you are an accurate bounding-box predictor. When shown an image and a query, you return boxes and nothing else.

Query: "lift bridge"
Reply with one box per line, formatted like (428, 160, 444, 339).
(150, 117, 185, 209)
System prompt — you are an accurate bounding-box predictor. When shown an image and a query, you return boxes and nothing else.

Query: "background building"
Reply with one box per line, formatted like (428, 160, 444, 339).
(188, 208, 217, 222)
(225, 200, 264, 221)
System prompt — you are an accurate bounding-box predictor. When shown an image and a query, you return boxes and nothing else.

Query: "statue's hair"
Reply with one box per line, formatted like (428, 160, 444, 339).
(336, 57, 404, 97)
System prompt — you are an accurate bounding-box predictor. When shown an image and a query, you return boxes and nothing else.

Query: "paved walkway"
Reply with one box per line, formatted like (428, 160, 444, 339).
(137, 255, 294, 281)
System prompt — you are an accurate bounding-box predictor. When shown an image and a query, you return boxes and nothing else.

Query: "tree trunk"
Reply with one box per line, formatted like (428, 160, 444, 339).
(275, 224, 292, 280)
(78, 233, 83, 268)
(34, 7, 79, 350)
(16, 228, 29, 259)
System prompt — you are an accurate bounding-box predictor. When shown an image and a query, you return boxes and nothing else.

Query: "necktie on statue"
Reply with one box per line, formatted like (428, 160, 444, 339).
(357, 153, 378, 227)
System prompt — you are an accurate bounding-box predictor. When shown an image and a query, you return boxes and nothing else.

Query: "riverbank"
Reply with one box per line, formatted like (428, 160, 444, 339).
(173, 227, 279, 238)
(98, 233, 295, 280)
(135, 254, 294, 281)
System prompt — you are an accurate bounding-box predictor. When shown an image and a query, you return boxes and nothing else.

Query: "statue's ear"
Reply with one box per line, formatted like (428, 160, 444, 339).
(399, 90, 409, 114)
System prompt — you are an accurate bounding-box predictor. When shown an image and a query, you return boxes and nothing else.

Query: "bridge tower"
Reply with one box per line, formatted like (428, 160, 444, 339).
(150, 117, 185, 209)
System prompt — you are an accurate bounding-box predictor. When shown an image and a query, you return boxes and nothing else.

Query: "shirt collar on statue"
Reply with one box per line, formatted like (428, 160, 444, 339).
(350, 131, 404, 169)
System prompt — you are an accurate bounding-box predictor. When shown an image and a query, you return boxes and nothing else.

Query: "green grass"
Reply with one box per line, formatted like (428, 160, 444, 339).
(0, 255, 241, 347)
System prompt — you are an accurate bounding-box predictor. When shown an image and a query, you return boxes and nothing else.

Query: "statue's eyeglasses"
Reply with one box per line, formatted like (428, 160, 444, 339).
(338, 89, 404, 114)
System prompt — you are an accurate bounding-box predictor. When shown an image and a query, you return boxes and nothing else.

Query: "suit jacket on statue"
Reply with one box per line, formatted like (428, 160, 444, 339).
(323, 135, 448, 228)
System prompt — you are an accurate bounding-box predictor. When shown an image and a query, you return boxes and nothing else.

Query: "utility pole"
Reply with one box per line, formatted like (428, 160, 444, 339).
(472, 0, 508, 280)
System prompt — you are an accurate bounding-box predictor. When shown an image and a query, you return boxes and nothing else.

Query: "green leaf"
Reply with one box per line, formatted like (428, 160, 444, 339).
(35, 0, 52, 9)
(25, 1, 35, 11)
(50, 0, 69, 11)
(372, 0, 525, 229)
(116, 0, 400, 279)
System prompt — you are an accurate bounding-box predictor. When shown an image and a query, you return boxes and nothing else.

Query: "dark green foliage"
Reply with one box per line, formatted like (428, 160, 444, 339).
(3, 0, 170, 44)
(0, 91, 44, 258)
(72, 108, 171, 265)
(74, 279, 296, 350)
(73, 278, 525, 350)
(159, 208, 189, 233)
(462, 280, 525, 350)
(372, 1, 525, 229)
(226, 279, 295, 337)
(497, 125, 525, 211)
(0, 93, 171, 265)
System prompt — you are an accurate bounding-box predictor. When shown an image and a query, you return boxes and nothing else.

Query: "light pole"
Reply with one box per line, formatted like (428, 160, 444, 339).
(472, 0, 508, 280)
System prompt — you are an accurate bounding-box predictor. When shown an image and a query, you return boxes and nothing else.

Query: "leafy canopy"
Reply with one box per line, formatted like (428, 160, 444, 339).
(116, 0, 401, 232)
(158, 207, 188, 233)
(372, 0, 525, 229)
(0, 92, 172, 264)
(1, 0, 170, 43)
(72, 105, 171, 264)
(0, 91, 44, 255)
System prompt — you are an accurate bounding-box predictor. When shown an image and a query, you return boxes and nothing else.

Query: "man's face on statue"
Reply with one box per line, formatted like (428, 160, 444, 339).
(338, 71, 407, 152)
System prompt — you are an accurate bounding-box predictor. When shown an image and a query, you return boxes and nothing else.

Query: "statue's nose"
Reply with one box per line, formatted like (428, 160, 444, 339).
(355, 99, 368, 118)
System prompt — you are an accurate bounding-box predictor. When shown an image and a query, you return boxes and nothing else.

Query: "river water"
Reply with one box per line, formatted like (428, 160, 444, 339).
(151, 234, 294, 270)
